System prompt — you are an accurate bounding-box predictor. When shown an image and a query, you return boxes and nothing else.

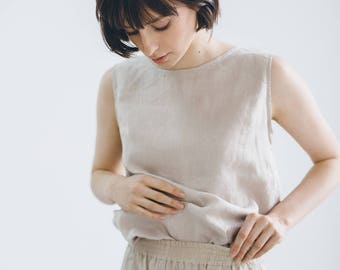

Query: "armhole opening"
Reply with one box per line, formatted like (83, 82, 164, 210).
(111, 65, 125, 172)
(111, 65, 118, 102)
(111, 65, 120, 120)
(266, 54, 274, 145)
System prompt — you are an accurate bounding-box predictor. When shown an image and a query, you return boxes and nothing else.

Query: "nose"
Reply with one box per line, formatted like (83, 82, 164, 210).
(139, 28, 159, 57)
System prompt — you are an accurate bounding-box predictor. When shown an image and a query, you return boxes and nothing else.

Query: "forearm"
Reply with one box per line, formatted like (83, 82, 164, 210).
(90, 170, 126, 205)
(267, 158, 340, 229)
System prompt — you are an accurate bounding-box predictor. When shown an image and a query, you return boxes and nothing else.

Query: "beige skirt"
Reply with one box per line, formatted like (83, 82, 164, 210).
(121, 237, 267, 270)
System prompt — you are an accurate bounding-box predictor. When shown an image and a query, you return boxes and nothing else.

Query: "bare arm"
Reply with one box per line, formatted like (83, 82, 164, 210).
(90, 67, 126, 205)
(267, 55, 340, 228)
(89, 67, 186, 220)
(230, 54, 340, 263)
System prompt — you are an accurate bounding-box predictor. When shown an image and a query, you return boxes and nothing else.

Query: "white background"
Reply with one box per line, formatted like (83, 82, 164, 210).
(0, 0, 339, 269)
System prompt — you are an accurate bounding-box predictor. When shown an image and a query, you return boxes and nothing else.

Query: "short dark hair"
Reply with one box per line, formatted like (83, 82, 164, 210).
(95, 0, 220, 58)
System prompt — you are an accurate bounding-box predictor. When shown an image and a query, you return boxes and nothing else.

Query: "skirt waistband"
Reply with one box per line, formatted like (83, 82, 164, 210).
(131, 237, 264, 267)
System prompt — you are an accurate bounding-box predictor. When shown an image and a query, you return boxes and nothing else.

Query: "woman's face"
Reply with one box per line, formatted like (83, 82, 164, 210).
(123, 3, 199, 69)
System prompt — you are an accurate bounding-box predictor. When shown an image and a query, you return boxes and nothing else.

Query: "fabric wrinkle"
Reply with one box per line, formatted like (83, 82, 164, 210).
(121, 238, 267, 270)
(112, 47, 279, 269)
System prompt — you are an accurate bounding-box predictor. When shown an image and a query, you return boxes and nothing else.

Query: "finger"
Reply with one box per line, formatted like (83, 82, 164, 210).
(135, 196, 179, 215)
(143, 185, 185, 210)
(252, 234, 278, 259)
(242, 227, 273, 262)
(233, 220, 264, 262)
(134, 204, 166, 221)
(230, 213, 257, 257)
(144, 177, 186, 199)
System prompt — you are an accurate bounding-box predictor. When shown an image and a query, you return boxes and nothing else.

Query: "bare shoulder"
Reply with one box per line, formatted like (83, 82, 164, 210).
(96, 66, 118, 129)
(97, 66, 117, 115)
(99, 66, 115, 96)
(270, 54, 312, 121)
(270, 54, 340, 162)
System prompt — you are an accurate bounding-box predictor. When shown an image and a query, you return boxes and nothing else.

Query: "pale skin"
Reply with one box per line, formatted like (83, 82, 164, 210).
(91, 2, 340, 264)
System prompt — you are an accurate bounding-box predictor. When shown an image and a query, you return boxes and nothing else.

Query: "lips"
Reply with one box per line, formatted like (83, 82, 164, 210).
(151, 53, 169, 64)
(152, 54, 167, 60)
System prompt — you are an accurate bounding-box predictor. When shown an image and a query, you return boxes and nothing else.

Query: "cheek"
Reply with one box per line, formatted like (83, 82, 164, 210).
(167, 25, 192, 48)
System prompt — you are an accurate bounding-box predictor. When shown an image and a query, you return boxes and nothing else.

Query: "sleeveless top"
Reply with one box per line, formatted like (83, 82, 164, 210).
(111, 46, 282, 247)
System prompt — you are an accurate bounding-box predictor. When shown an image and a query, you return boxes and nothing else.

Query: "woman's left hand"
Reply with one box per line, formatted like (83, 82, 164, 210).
(229, 212, 289, 263)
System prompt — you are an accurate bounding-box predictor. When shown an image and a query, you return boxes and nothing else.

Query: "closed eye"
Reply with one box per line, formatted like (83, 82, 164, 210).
(125, 22, 171, 36)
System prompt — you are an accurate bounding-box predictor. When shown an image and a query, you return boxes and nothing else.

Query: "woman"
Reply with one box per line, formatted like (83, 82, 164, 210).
(91, 0, 340, 269)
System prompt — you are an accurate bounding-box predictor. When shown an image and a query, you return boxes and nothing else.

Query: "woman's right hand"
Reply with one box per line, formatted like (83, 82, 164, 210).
(113, 174, 186, 220)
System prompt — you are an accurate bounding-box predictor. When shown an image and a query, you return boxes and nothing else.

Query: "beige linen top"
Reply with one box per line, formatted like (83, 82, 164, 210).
(111, 47, 282, 247)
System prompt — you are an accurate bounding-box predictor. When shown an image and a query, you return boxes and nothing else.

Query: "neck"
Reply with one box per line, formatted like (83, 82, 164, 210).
(168, 29, 223, 71)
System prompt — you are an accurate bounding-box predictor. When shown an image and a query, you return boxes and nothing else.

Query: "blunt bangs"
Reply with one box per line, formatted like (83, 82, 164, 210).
(96, 0, 220, 58)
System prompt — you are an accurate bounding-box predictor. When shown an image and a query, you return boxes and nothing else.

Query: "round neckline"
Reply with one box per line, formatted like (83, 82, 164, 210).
(144, 46, 240, 74)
